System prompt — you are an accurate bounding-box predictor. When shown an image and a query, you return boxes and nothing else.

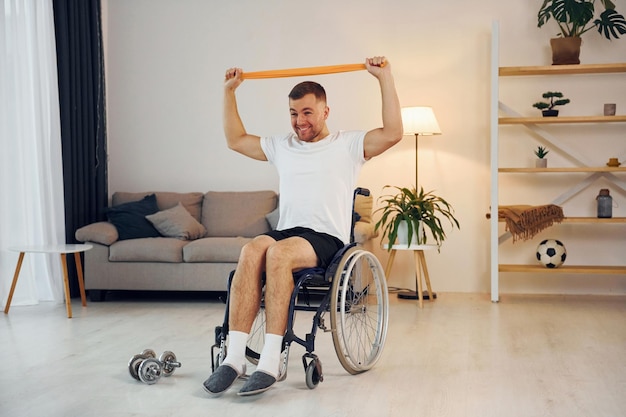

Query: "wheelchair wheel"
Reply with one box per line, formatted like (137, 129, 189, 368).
(330, 246, 389, 374)
(245, 306, 266, 365)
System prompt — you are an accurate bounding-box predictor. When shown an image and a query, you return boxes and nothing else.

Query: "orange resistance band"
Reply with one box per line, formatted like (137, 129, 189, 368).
(241, 63, 373, 79)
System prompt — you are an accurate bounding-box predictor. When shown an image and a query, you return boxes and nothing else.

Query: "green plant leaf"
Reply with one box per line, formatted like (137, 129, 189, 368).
(538, 0, 626, 39)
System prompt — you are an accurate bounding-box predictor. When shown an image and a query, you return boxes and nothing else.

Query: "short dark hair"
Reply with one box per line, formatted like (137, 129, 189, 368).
(288, 81, 326, 103)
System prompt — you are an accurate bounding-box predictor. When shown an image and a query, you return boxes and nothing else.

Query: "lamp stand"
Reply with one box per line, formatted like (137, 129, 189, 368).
(396, 133, 437, 301)
(415, 133, 419, 190)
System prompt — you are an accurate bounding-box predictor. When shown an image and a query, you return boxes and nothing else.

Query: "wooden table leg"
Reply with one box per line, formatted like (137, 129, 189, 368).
(4, 252, 25, 314)
(413, 251, 424, 308)
(60, 254, 72, 318)
(74, 252, 87, 307)
(417, 250, 434, 301)
(384, 250, 396, 281)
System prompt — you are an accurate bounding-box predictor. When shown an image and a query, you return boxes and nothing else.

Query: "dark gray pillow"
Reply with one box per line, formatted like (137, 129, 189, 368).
(106, 194, 161, 240)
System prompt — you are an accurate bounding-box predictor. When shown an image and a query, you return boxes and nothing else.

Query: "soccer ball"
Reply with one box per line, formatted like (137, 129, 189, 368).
(536, 239, 567, 268)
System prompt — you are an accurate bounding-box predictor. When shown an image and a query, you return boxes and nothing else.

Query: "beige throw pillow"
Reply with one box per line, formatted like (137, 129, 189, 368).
(146, 202, 206, 240)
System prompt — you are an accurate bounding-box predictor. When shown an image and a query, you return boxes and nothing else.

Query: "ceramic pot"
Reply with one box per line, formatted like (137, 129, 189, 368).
(397, 220, 424, 246)
(536, 158, 548, 168)
(550, 37, 581, 65)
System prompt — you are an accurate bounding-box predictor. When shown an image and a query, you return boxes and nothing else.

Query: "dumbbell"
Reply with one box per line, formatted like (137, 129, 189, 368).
(128, 349, 181, 384)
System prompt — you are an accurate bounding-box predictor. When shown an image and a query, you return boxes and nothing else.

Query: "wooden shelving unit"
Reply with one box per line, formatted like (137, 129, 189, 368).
(490, 22, 626, 302)
(500, 115, 626, 124)
(496, 217, 626, 224)
(499, 265, 626, 274)
(559, 217, 626, 223)
(499, 167, 626, 173)
(499, 63, 626, 76)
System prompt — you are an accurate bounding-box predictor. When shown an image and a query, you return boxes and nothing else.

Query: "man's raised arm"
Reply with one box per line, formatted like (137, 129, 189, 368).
(223, 67, 266, 161)
(362, 57, 404, 159)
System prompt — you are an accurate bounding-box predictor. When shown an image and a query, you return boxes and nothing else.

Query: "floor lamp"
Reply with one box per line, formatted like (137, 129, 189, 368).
(398, 106, 442, 300)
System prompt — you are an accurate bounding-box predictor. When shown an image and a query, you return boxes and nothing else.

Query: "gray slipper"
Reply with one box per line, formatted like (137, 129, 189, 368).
(237, 370, 277, 396)
(203, 363, 244, 395)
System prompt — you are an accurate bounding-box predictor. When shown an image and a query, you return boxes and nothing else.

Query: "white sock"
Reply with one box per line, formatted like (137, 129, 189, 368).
(255, 333, 283, 378)
(222, 330, 248, 374)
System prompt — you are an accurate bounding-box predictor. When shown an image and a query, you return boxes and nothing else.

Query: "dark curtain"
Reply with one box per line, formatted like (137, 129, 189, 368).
(53, 0, 108, 297)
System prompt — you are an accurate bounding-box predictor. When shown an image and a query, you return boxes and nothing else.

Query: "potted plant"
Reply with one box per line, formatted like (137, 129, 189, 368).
(533, 91, 570, 117)
(374, 186, 460, 251)
(535, 145, 550, 168)
(537, 0, 626, 65)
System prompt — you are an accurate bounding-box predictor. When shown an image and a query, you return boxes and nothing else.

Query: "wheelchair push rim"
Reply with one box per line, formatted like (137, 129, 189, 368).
(330, 246, 389, 374)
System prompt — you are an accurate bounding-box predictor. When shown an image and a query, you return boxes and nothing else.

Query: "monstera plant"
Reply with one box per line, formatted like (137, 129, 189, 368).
(537, 0, 626, 64)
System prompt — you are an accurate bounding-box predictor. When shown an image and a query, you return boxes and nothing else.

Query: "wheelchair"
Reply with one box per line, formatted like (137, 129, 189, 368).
(210, 188, 389, 389)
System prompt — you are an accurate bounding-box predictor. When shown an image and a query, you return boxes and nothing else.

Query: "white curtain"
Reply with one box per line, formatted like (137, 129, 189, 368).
(0, 0, 66, 307)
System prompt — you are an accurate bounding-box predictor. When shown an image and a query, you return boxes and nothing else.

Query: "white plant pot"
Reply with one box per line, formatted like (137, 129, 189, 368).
(535, 158, 547, 168)
(397, 220, 424, 246)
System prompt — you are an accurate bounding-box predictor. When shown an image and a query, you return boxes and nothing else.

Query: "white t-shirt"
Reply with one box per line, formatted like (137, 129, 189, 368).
(260, 130, 366, 244)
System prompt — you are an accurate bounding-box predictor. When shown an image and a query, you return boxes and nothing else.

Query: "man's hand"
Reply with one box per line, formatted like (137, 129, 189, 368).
(225, 67, 244, 91)
(364, 56, 390, 79)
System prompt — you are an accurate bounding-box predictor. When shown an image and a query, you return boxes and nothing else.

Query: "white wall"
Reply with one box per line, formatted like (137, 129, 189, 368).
(102, 0, 626, 295)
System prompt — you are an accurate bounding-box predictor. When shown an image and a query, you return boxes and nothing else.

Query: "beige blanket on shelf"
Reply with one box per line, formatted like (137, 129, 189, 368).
(498, 204, 564, 242)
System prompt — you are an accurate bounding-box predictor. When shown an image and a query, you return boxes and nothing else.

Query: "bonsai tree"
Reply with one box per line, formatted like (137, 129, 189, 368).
(533, 91, 570, 115)
(534, 146, 550, 159)
(374, 186, 459, 251)
(538, 0, 626, 39)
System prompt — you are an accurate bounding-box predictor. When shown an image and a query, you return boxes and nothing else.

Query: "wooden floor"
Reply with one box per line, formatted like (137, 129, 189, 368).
(1, 292, 625, 417)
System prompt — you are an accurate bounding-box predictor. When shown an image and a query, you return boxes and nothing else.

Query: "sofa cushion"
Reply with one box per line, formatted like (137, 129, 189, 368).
(202, 191, 277, 237)
(113, 191, 204, 222)
(75, 221, 119, 246)
(106, 194, 161, 240)
(183, 237, 251, 263)
(109, 237, 188, 262)
(146, 202, 207, 240)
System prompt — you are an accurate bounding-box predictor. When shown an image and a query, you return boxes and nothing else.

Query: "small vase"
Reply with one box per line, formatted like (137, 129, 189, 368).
(397, 220, 424, 246)
(536, 158, 547, 168)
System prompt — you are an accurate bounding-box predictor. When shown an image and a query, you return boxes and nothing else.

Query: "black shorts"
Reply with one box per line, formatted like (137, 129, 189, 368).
(263, 227, 344, 269)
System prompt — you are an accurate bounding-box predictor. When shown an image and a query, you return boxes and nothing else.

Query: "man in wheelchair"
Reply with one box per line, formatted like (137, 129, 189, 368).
(203, 56, 403, 396)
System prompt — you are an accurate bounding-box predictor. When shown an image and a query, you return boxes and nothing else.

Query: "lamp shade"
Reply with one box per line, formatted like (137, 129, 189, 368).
(401, 106, 442, 136)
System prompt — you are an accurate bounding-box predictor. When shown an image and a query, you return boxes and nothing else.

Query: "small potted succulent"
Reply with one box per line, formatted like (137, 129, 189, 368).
(537, 0, 626, 65)
(533, 91, 570, 117)
(535, 145, 550, 168)
(374, 186, 460, 251)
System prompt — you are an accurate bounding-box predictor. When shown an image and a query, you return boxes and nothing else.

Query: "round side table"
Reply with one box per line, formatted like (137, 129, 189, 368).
(4, 244, 93, 318)
(382, 243, 438, 308)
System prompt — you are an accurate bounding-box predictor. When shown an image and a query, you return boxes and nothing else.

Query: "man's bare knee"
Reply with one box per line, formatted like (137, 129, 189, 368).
(236, 236, 275, 271)
(265, 238, 318, 276)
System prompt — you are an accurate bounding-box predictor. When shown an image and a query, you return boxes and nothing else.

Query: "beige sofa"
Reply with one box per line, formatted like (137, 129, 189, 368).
(75, 190, 377, 301)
